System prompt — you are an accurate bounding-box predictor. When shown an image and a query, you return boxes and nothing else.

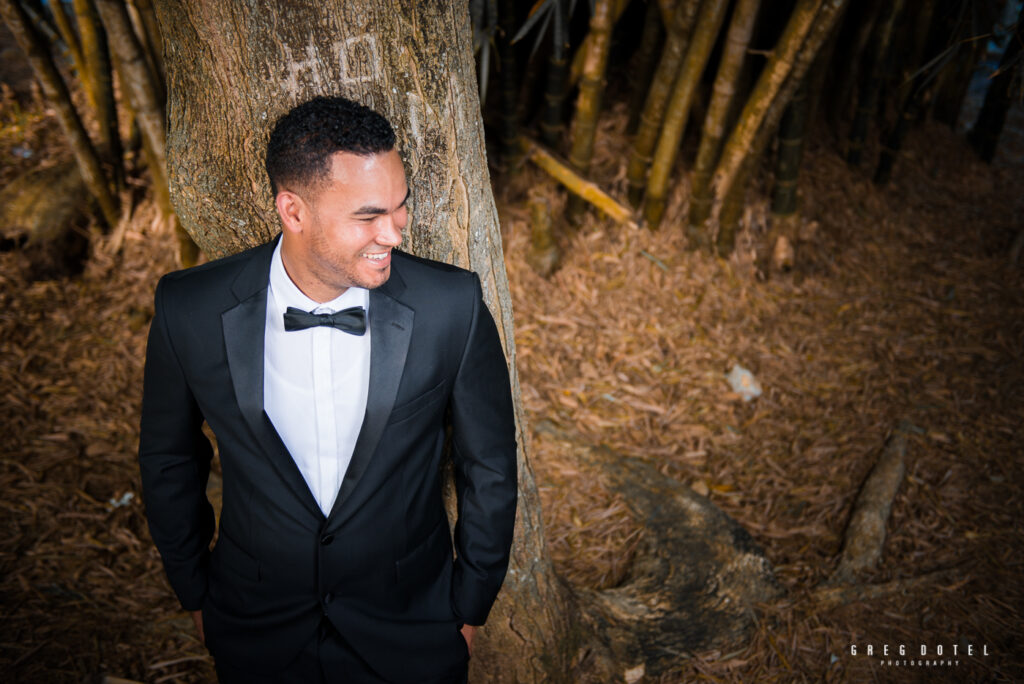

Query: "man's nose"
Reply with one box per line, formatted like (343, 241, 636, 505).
(377, 214, 403, 246)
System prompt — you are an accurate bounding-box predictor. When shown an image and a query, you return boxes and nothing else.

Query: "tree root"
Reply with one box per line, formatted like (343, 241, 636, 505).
(535, 422, 782, 677)
(828, 422, 910, 585)
(812, 568, 963, 610)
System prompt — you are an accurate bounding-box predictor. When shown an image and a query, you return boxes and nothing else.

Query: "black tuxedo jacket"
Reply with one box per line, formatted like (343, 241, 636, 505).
(138, 238, 517, 682)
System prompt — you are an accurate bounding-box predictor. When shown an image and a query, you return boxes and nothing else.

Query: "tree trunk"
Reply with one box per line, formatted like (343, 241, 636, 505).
(151, 2, 574, 680)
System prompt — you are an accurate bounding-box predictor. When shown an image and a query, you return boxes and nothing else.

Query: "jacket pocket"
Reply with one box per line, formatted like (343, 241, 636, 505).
(394, 516, 449, 584)
(211, 530, 261, 582)
(387, 379, 448, 425)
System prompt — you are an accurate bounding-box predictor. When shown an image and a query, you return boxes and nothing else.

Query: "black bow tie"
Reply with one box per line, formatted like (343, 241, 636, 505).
(283, 306, 367, 335)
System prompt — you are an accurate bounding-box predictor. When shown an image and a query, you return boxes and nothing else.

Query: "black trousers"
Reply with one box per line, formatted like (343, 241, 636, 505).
(213, 619, 469, 684)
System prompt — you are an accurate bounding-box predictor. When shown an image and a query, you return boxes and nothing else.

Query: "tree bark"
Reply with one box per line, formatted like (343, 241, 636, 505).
(151, 2, 574, 680)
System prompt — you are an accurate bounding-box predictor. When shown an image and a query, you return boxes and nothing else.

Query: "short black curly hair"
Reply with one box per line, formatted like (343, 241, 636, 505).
(265, 95, 396, 196)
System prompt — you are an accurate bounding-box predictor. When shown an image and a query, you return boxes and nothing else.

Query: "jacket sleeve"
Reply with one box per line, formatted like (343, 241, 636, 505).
(138, 276, 215, 611)
(448, 273, 518, 626)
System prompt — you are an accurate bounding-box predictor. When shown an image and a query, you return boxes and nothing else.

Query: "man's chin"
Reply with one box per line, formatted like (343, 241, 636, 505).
(360, 265, 391, 290)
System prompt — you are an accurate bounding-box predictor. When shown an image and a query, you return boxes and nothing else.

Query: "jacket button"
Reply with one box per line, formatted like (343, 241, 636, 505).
(320, 534, 334, 546)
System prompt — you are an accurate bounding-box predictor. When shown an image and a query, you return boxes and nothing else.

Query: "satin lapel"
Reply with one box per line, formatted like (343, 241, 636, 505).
(327, 270, 413, 527)
(221, 239, 323, 521)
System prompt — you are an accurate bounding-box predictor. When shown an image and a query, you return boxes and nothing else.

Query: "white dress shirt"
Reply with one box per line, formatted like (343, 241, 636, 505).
(263, 241, 371, 515)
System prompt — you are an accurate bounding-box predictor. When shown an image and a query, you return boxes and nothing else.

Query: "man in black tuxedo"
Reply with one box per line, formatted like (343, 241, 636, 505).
(139, 96, 517, 683)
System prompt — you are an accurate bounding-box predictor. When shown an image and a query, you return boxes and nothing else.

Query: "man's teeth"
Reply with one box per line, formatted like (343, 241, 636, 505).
(362, 252, 387, 260)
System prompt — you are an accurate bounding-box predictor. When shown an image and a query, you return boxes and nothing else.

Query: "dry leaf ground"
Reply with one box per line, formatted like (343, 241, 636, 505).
(1, 99, 1022, 683)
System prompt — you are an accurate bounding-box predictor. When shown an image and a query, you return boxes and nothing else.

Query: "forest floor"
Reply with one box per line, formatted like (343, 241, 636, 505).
(1, 98, 1023, 683)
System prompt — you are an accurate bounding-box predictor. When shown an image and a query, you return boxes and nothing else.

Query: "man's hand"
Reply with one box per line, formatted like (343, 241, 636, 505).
(460, 623, 478, 657)
(191, 610, 205, 645)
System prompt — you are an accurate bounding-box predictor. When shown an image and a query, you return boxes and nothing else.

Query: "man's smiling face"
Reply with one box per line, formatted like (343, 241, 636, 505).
(279, 148, 409, 302)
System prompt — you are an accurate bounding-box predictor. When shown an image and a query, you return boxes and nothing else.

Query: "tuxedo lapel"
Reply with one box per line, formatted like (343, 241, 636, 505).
(327, 265, 414, 527)
(221, 238, 323, 520)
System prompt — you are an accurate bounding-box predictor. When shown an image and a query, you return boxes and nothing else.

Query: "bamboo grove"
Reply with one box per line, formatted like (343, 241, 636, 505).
(1, 0, 197, 265)
(3, 0, 1020, 271)
(480, 0, 1022, 268)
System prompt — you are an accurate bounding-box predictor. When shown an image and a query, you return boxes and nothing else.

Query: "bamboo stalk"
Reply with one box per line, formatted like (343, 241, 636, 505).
(539, 0, 572, 149)
(967, 2, 1023, 163)
(770, 77, 809, 217)
(714, 1, 849, 252)
(49, 0, 86, 80)
(642, 0, 729, 229)
(566, 0, 616, 221)
(846, 0, 905, 167)
(626, 0, 666, 133)
(626, 0, 700, 207)
(827, 0, 882, 131)
(526, 192, 560, 276)
(931, 34, 984, 128)
(688, 0, 761, 249)
(709, 0, 848, 232)
(539, 54, 569, 147)
(73, 0, 122, 189)
(568, 0, 630, 87)
(497, 0, 520, 164)
(769, 19, 837, 219)
(129, 0, 166, 103)
(656, 0, 674, 25)
(94, 0, 168, 214)
(0, 0, 120, 228)
(521, 137, 637, 226)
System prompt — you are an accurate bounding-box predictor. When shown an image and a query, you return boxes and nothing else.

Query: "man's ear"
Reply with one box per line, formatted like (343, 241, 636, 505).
(275, 190, 307, 235)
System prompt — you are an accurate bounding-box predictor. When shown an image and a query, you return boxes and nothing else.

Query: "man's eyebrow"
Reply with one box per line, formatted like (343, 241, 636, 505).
(352, 187, 411, 216)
